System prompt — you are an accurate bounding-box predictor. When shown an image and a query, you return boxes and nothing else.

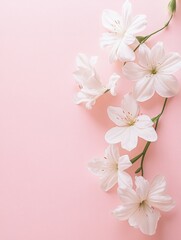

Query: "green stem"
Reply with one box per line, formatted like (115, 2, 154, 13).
(131, 98, 168, 175)
(152, 98, 168, 127)
(131, 152, 143, 164)
(134, 14, 173, 52)
(140, 142, 151, 176)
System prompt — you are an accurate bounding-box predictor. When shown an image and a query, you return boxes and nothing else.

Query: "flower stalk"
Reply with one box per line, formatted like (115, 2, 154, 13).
(135, 13, 173, 52)
(131, 98, 168, 176)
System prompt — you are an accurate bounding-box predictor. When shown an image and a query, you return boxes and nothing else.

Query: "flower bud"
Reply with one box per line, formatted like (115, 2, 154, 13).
(168, 0, 176, 14)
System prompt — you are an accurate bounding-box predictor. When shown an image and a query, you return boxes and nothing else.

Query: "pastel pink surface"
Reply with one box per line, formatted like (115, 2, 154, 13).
(0, 0, 180, 239)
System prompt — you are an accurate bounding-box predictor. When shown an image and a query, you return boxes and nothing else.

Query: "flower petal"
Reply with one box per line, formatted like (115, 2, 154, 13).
(121, 93, 140, 118)
(113, 187, 139, 220)
(122, 32, 135, 45)
(133, 75, 155, 102)
(74, 91, 94, 104)
(138, 44, 151, 68)
(75, 53, 91, 69)
(136, 126, 157, 142)
(109, 40, 121, 62)
(142, 209, 160, 235)
(117, 155, 132, 189)
(88, 158, 105, 176)
(118, 171, 133, 189)
(149, 175, 166, 195)
(106, 125, 141, 151)
(107, 106, 127, 126)
(127, 14, 147, 35)
(88, 145, 120, 191)
(160, 52, 181, 74)
(122, 62, 147, 80)
(113, 204, 136, 221)
(117, 42, 135, 61)
(122, 0, 132, 28)
(118, 187, 138, 203)
(135, 115, 154, 128)
(150, 42, 165, 67)
(105, 126, 127, 144)
(100, 33, 119, 49)
(148, 175, 175, 212)
(74, 53, 104, 90)
(85, 100, 96, 109)
(118, 155, 132, 171)
(105, 144, 119, 164)
(107, 73, 120, 96)
(73, 68, 94, 86)
(149, 194, 175, 212)
(100, 171, 118, 191)
(119, 126, 138, 151)
(154, 74, 180, 98)
(129, 206, 160, 236)
(135, 176, 150, 201)
(102, 9, 122, 32)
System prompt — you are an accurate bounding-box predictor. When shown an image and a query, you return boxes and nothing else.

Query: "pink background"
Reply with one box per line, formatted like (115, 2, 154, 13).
(0, 0, 180, 239)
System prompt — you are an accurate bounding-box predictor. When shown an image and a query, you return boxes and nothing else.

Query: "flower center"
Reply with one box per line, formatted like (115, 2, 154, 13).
(128, 119, 136, 126)
(139, 200, 145, 207)
(151, 67, 157, 75)
(104, 157, 118, 172)
(139, 200, 148, 211)
(122, 111, 136, 126)
(112, 19, 123, 34)
(114, 163, 118, 171)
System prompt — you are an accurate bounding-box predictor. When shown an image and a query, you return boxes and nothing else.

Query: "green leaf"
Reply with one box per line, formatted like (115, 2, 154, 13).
(136, 36, 147, 43)
(168, 0, 176, 13)
(151, 116, 159, 122)
(135, 167, 142, 174)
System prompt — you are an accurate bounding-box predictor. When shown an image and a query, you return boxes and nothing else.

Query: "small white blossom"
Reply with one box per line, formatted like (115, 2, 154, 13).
(100, 0, 147, 62)
(105, 93, 157, 151)
(73, 53, 120, 109)
(123, 42, 181, 102)
(113, 175, 175, 235)
(88, 145, 132, 191)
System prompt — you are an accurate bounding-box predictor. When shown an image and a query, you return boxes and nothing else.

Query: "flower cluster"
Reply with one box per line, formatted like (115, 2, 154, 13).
(73, 0, 180, 236)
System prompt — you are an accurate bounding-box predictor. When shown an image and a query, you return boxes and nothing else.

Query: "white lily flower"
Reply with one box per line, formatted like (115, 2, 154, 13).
(105, 94, 157, 151)
(100, 0, 147, 62)
(73, 53, 120, 109)
(113, 175, 175, 235)
(88, 145, 132, 191)
(123, 42, 181, 102)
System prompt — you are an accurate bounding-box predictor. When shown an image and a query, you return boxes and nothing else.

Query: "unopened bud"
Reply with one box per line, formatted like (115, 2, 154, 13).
(168, 0, 176, 14)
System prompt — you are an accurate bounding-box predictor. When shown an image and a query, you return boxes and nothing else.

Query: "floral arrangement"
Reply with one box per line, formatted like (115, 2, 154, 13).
(73, 0, 180, 236)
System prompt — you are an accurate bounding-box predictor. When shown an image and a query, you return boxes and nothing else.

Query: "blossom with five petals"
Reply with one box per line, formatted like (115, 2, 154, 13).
(88, 145, 132, 191)
(113, 175, 175, 235)
(123, 42, 181, 102)
(100, 0, 147, 62)
(73, 53, 120, 109)
(105, 93, 157, 151)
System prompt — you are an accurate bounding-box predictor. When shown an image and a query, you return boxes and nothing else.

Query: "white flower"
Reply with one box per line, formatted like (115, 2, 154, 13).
(107, 73, 120, 96)
(105, 94, 157, 151)
(88, 145, 132, 191)
(113, 175, 175, 235)
(100, 0, 147, 62)
(123, 42, 181, 102)
(73, 53, 120, 109)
